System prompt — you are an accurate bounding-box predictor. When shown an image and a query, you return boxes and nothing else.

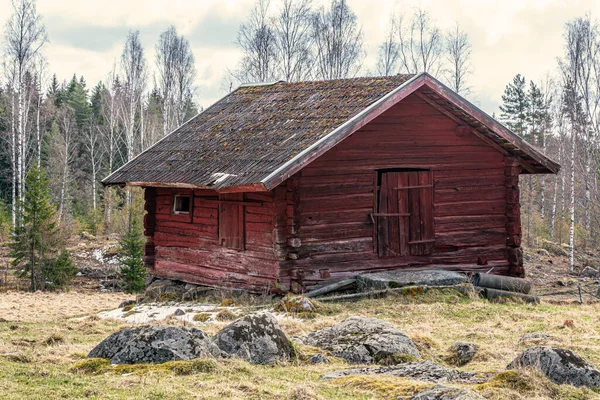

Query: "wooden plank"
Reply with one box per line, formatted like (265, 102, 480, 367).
(419, 170, 434, 254)
(387, 172, 401, 256)
(398, 172, 410, 256)
(219, 193, 244, 250)
(435, 200, 506, 217)
(408, 172, 423, 255)
(378, 173, 389, 256)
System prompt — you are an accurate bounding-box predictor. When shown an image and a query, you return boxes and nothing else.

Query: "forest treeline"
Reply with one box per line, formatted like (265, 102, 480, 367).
(0, 0, 598, 275)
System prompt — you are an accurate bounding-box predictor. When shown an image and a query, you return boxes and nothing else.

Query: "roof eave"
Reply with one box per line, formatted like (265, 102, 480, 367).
(259, 73, 559, 191)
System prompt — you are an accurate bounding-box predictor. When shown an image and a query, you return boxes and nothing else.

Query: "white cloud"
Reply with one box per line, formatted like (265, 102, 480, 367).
(0, 0, 599, 113)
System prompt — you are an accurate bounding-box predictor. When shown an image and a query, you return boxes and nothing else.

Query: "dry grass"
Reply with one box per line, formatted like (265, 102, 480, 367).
(0, 289, 600, 399)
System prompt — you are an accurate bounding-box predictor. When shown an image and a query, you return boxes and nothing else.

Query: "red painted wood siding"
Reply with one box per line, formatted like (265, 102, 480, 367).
(146, 188, 279, 292)
(280, 93, 511, 288)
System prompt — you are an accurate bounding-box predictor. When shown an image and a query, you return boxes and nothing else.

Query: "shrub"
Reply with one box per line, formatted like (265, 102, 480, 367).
(43, 250, 77, 290)
(10, 165, 75, 291)
(119, 216, 146, 293)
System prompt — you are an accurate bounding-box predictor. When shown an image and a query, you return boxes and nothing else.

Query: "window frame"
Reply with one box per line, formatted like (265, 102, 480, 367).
(172, 194, 192, 214)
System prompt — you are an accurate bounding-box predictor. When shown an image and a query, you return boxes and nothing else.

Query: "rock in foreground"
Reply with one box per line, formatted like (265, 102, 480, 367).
(297, 316, 420, 364)
(322, 360, 490, 384)
(406, 384, 486, 400)
(450, 342, 477, 366)
(507, 346, 600, 388)
(213, 312, 291, 365)
(88, 325, 221, 364)
(357, 270, 468, 291)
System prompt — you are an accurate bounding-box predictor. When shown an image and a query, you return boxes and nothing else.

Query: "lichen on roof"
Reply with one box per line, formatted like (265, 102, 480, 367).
(103, 75, 415, 189)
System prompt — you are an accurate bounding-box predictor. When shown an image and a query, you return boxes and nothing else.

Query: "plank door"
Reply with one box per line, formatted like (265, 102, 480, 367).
(219, 193, 245, 250)
(376, 171, 434, 257)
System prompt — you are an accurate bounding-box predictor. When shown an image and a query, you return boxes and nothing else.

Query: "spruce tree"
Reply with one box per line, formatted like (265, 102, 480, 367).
(10, 166, 76, 291)
(119, 216, 146, 293)
(528, 81, 549, 146)
(500, 74, 530, 138)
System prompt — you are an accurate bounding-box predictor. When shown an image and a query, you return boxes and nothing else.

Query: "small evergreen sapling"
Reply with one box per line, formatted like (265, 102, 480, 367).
(119, 217, 146, 293)
(10, 166, 76, 291)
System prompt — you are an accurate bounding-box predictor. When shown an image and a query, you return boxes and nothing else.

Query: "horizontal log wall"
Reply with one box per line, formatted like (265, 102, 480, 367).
(282, 93, 511, 288)
(146, 187, 279, 292)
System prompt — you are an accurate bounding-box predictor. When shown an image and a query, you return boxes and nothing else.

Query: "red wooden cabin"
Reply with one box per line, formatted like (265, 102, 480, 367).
(103, 73, 559, 293)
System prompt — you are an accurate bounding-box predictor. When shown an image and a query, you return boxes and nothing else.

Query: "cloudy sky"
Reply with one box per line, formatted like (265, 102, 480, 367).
(2, 0, 600, 114)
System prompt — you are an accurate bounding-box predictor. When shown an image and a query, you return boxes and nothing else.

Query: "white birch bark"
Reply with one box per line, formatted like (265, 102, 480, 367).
(569, 130, 576, 273)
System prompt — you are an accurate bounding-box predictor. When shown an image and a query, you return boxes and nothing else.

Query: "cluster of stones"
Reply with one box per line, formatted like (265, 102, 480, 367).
(88, 313, 600, 399)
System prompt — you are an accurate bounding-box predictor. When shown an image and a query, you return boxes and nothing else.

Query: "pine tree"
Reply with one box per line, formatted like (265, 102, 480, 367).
(528, 81, 548, 146)
(10, 165, 75, 291)
(500, 74, 530, 138)
(119, 216, 146, 293)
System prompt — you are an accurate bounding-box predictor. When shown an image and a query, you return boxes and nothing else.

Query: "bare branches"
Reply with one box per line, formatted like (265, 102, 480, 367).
(444, 23, 472, 95)
(376, 9, 459, 83)
(397, 9, 443, 76)
(120, 30, 146, 160)
(3, 0, 47, 229)
(235, 0, 278, 83)
(376, 16, 399, 76)
(311, 0, 364, 80)
(155, 26, 196, 135)
(273, 0, 314, 81)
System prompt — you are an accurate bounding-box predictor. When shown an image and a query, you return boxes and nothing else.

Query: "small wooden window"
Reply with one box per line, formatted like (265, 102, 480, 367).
(173, 195, 191, 214)
(219, 193, 245, 250)
(375, 170, 434, 257)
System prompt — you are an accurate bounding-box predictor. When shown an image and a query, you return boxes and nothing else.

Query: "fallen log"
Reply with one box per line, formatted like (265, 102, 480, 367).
(472, 273, 532, 294)
(315, 284, 476, 302)
(482, 287, 539, 304)
(304, 279, 356, 298)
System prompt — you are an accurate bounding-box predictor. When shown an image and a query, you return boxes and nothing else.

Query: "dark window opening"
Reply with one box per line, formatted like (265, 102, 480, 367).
(173, 195, 191, 214)
(375, 170, 434, 257)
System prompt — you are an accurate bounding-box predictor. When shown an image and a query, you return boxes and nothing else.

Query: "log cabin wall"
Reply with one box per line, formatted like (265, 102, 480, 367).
(280, 93, 515, 289)
(145, 187, 279, 292)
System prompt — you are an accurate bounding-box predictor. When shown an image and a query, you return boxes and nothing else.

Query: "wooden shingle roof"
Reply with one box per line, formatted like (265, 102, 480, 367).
(103, 73, 559, 191)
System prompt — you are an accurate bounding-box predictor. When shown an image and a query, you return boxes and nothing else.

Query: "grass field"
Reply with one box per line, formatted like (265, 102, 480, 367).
(1, 288, 600, 399)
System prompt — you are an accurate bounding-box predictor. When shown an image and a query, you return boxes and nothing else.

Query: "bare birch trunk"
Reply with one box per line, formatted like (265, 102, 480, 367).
(10, 91, 17, 230)
(569, 130, 576, 274)
(550, 141, 562, 239)
(36, 86, 42, 166)
(58, 155, 68, 227)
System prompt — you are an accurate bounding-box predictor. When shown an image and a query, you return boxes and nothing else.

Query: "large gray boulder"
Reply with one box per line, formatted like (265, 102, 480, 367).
(322, 360, 490, 384)
(357, 270, 468, 291)
(405, 385, 486, 400)
(296, 316, 420, 364)
(212, 312, 291, 365)
(88, 325, 221, 364)
(507, 346, 600, 388)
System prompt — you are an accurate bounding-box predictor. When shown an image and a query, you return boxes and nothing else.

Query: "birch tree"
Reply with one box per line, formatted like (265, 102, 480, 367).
(445, 23, 472, 95)
(155, 26, 196, 135)
(273, 0, 314, 81)
(377, 16, 399, 76)
(311, 0, 364, 80)
(3, 0, 47, 228)
(235, 0, 278, 82)
(396, 9, 443, 76)
(120, 30, 146, 162)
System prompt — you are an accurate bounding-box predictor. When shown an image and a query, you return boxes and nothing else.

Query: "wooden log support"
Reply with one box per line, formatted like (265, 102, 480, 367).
(144, 187, 157, 270)
(504, 157, 524, 277)
(287, 237, 302, 248)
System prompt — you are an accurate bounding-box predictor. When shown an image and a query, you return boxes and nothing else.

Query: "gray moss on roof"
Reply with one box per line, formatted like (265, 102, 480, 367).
(102, 75, 414, 189)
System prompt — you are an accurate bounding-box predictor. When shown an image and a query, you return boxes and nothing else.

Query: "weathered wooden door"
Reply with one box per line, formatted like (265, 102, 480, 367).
(376, 171, 434, 257)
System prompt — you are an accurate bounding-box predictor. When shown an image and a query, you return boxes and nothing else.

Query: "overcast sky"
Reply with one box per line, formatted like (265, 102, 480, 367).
(2, 0, 600, 115)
